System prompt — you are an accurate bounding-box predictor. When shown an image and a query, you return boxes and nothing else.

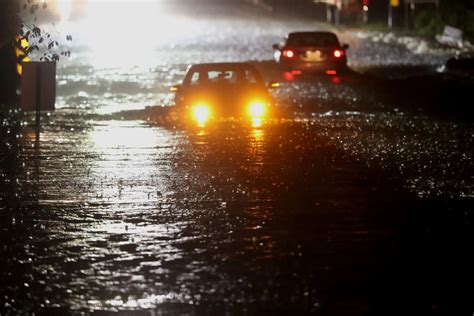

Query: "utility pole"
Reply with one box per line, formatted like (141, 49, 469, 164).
(388, 1, 393, 28)
(326, 3, 332, 23)
(404, 0, 409, 29)
(335, 0, 341, 27)
(388, 0, 399, 29)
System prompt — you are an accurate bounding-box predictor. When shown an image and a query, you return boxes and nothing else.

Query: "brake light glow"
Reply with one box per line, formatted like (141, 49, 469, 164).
(331, 76, 341, 84)
(333, 50, 344, 58)
(283, 72, 294, 81)
(282, 50, 295, 58)
(326, 70, 337, 75)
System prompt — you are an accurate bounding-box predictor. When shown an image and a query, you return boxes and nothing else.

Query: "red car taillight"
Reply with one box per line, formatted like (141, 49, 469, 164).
(333, 49, 344, 58)
(282, 49, 295, 58)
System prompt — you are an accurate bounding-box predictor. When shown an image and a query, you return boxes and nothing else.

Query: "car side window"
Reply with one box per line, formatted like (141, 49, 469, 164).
(185, 67, 263, 86)
(189, 72, 200, 85)
(208, 71, 237, 84)
(243, 69, 257, 84)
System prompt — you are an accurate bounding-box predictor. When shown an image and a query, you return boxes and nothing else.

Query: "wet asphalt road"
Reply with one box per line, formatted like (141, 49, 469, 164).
(1, 93, 473, 315)
(1, 3, 474, 315)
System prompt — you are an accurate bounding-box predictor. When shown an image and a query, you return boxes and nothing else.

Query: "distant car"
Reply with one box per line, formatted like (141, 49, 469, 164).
(273, 31, 349, 74)
(171, 62, 277, 126)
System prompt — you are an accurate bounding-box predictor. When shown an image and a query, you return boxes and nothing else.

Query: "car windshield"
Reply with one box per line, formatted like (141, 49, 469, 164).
(186, 65, 262, 86)
(286, 33, 340, 47)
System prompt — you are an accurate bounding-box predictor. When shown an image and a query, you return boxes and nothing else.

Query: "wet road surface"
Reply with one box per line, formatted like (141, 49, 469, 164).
(1, 2, 474, 315)
(1, 111, 472, 314)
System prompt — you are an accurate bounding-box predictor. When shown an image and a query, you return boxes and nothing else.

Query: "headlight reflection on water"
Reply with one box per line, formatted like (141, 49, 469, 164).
(251, 118, 263, 128)
(90, 121, 158, 149)
(87, 121, 172, 203)
(251, 127, 264, 141)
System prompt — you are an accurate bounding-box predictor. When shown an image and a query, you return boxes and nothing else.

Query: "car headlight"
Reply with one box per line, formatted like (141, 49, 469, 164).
(191, 103, 211, 126)
(247, 100, 267, 118)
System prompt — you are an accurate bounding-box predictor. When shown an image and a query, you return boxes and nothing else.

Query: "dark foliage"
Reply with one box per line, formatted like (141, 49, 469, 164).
(0, 0, 71, 106)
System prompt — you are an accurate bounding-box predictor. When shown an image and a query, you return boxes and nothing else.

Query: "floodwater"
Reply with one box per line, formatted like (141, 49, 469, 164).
(1, 2, 473, 314)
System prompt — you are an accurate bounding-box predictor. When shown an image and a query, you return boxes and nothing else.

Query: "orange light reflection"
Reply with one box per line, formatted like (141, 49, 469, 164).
(251, 118, 263, 128)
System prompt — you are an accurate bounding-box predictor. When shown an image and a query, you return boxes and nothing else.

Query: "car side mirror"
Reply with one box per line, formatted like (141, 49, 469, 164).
(342, 43, 349, 50)
(170, 84, 180, 92)
(267, 81, 280, 88)
(272, 43, 280, 50)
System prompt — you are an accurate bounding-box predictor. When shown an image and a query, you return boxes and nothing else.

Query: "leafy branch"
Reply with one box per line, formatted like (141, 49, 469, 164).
(18, 0, 72, 62)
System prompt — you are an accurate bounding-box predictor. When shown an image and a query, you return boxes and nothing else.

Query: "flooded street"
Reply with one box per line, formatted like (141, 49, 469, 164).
(1, 2, 473, 314)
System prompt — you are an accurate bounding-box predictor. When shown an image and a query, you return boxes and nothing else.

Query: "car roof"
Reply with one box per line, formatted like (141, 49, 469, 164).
(184, 62, 264, 84)
(188, 62, 258, 71)
(287, 31, 338, 37)
(285, 31, 341, 47)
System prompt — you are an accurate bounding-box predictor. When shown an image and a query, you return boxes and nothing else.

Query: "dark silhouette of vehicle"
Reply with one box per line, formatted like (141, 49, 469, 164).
(171, 62, 277, 126)
(445, 53, 474, 73)
(273, 31, 349, 75)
